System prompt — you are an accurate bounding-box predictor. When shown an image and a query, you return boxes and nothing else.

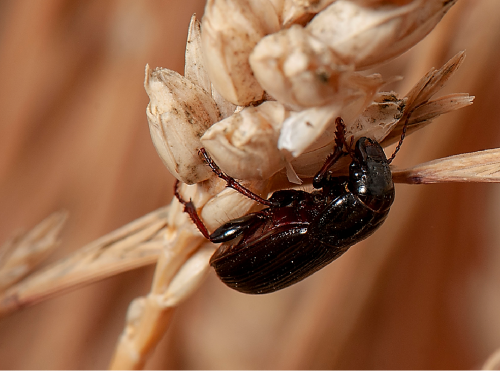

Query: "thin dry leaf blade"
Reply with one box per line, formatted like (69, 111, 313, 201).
(483, 346, 500, 370)
(392, 148, 500, 184)
(0, 211, 68, 292)
(405, 51, 465, 110)
(381, 52, 472, 146)
(0, 207, 170, 317)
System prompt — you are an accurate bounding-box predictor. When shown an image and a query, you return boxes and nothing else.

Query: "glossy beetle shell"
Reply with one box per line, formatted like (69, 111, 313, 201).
(209, 137, 395, 294)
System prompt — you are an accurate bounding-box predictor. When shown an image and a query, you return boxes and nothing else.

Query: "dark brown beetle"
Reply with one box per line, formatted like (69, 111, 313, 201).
(175, 117, 406, 294)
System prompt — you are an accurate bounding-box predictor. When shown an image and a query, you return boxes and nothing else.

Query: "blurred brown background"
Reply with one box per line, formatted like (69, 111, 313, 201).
(1, 0, 500, 369)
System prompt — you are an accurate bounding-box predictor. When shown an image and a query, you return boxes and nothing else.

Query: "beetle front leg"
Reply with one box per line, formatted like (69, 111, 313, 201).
(198, 148, 279, 207)
(313, 117, 350, 189)
(173, 180, 212, 240)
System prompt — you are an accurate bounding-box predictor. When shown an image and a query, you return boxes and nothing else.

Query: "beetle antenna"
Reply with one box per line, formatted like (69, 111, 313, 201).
(387, 113, 410, 164)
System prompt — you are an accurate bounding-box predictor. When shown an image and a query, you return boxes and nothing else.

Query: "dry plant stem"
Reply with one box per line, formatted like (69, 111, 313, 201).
(392, 148, 500, 184)
(0, 207, 169, 318)
(110, 296, 176, 370)
(109, 199, 210, 369)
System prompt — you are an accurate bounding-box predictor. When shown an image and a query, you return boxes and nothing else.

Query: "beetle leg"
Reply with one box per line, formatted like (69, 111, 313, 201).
(173, 180, 211, 240)
(313, 117, 350, 189)
(336, 116, 356, 157)
(198, 148, 279, 207)
(334, 117, 347, 148)
(313, 146, 346, 189)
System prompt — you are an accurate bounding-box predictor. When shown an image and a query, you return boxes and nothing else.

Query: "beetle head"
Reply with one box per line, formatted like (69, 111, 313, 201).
(348, 137, 394, 211)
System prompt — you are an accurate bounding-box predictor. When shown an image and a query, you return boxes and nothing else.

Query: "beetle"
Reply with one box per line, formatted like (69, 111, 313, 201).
(174, 117, 407, 294)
